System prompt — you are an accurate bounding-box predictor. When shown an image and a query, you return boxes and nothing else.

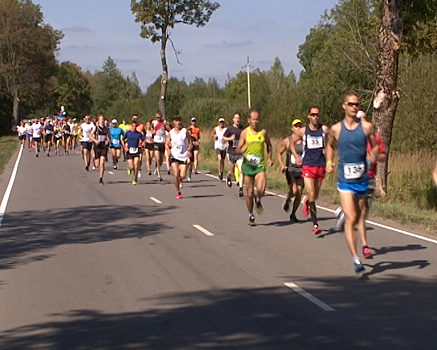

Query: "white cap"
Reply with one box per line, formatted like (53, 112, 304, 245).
(111, 119, 117, 123)
(191, 117, 196, 122)
(357, 111, 366, 119)
(218, 118, 225, 122)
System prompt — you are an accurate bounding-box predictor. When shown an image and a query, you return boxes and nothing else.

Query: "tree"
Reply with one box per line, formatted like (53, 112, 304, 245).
(131, 0, 220, 119)
(0, 0, 62, 126)
(372, 0, 437, 196)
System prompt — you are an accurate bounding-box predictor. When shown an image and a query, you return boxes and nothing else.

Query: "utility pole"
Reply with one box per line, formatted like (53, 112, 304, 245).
(243, 56, 253, 109)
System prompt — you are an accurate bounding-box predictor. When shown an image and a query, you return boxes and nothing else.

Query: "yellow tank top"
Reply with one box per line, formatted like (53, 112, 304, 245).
(244, 127, 265, 167)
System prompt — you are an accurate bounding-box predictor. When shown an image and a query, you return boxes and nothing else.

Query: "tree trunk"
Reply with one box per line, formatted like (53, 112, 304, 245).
(372, 0, 402, 197)
(159, 32, 168, 119)
(12, 85, 19, 126)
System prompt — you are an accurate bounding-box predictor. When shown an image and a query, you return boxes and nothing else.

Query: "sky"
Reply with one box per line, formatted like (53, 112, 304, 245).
(34, 0, 339, 91)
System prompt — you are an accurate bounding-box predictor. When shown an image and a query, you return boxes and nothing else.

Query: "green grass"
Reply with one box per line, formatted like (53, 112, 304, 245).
(196, 132, 437, 232)
(0, 136, 19, 177)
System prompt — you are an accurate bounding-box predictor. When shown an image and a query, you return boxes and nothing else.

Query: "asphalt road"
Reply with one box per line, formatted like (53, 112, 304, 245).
(0, 145, 436, 349)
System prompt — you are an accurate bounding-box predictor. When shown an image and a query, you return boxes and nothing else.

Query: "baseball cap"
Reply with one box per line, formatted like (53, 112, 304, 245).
(292, 118, 303, 126)
(218, 118, 225, 122)
(191, 117, 196, 122)
(357, 111, 366, 119)
(173, 115, 181, 120)
(111, 119, 117, 124)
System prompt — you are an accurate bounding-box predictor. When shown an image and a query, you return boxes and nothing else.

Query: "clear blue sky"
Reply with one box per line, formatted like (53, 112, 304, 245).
(34, 0, 339, 90)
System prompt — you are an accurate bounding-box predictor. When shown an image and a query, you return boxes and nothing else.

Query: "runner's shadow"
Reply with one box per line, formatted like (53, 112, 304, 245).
(361, 260, 430, 279)
(186, 194, 224, 199)
(187, 184, 216, 189)
(372, 244, 427, 256)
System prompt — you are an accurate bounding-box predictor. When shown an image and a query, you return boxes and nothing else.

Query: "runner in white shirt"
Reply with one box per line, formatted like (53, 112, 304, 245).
(17, 122, 26, 146)
(32, 119, 43, 157)
(152, 111, 170, 181)
(165, 116, 192, 199)
(80, 115, 96, 171)
(25, 121, 33, 150)
(212, 118, 228, 180)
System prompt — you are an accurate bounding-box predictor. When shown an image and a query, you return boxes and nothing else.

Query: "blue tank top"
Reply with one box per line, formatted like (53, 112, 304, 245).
(302, 125, 326, 166)
(338, 120, 368, 183)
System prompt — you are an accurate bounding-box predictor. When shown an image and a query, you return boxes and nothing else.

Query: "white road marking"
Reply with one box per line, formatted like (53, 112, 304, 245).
(284, 282, 335, 312)
(0, 145, 23, 228)
(193, 224, 214, 237)
(150, 197, 162, 204)
(108, 171, 114, 175)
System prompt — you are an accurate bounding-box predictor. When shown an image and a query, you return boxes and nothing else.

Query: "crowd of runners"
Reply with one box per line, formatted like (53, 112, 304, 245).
(17, 91, 388, 274)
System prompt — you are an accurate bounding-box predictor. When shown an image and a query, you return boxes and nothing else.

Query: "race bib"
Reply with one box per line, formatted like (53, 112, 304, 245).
(46, 130, 51, 134)
(112, 139, 120, 146)
(232, 139, 239, 148)
(307, 136, 323, 149)
(129, 147, 138, 154)
(98, 135, 106, 142)
(64, 130, 70, 135)
(344, 162, 365, 180)
(246, 154, 261, 166)
(55, 133, 62, 138)
(154, 135, 165, 143)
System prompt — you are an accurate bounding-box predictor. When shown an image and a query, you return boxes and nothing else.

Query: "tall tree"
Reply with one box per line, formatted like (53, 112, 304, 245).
(131, 0, 220, 119)
(372, 0, 437, 196)
(0, 0, 62, 126)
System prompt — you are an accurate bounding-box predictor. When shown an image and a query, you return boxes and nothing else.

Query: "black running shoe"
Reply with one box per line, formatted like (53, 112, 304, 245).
(290, 214, 300, 223)
(219, 173, 223, 180)
(248, 215, 256, 226)
(99, 178, 104, 185)
(238, 188, 244, 197)
(226, 173, 232, 187)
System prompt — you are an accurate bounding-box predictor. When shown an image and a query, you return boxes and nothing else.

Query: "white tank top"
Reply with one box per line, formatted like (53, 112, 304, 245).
(81, 123, 95, 142)
(170, 128, 189, 161)
(214, 126, 227, 150)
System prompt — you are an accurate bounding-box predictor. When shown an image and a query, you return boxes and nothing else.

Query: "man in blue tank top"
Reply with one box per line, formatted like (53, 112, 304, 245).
(291, 107, 330, 235)
(326, 91, 379, 274)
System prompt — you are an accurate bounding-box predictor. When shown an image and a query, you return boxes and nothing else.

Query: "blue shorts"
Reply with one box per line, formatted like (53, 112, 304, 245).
(337, 181, 368, 198)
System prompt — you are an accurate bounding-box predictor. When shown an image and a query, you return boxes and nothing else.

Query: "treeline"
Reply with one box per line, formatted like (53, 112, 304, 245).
(1, 0, 436, 154)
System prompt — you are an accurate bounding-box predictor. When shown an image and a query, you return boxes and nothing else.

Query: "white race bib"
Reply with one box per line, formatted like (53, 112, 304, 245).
(154, 135, 165, 143)
(246, 154, 261, 166)
(129, 147, 138, 154)
(98, 135, 106, 142)
(112, 139, 120, 145)
(344, 162, 365, 180)
(307, 136, 323, 149)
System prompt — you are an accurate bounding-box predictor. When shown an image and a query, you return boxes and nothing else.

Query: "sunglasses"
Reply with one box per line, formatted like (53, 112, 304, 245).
(345, 102, 360, 107)
(309, 113, 319, 117)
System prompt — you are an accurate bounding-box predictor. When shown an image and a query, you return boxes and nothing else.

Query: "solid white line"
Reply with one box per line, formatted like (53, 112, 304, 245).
(193, 224, 214, 237)
(284, 282, 335, 312)
(150, 197, 162, 204)
(0, 145, 23, 228)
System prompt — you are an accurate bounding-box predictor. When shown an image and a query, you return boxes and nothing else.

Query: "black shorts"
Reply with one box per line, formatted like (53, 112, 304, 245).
(94, 146, 107, 159)
(145, 143, 154, 151)
(286, 167, 304, 187)
(227, 153, 243, 164)
(127, 151, 140, 159)
(171, 157, 189, 165)
(63, 133, 71, 140)
(215, 149, 226, 158)
(154, 142, 165, 153)
(81, 141, 93, 150)
(192, 144, 200, 151)
(19, 135, 26, 141)
(44, 134, 52, 143)
(33, 137, 41, 143)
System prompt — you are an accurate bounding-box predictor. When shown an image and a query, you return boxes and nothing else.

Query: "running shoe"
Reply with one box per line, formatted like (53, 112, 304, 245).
(302, 195, 309, 217)
(113, 165, 117, 170)
(132, 180, 137, 185)
(47, 153, 50, 157)
(176, 192, 183, 199)
(179, 178, 183, 189)
(148, 171, 152, 176)
(226, 173, 232, 188)
(138, 171, 142, 179)
(127, 169, 132, 176)
(354, 258, 365, 274)
(248, 215, 256, 226)
(255, 200, 264, 215)
(167, 169, 171, 175)
(219, 173, 223, 180)
(313, 225, 322, 235)
(194, 170, 199, 175)
(363, 246, 372, 259)
(290, 214, 300, 223)
(99, 178, 104, 185)
(154, 169, 157, 176)
(335, 207, 345, 231)
(85, 165, 89, 171)
(187, 176, 191, 182)
(157, 177, 163, 182)
(92, 165, 96, 170)
(283, 200, 290, 212)
(238, 188, 244, 197)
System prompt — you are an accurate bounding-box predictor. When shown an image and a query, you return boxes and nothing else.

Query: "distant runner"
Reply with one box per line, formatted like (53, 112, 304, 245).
(109, 119, 124, 170)
(124, 119, 145, 185)
(212, 118, 227, 180)
(90, 115, 110, 185)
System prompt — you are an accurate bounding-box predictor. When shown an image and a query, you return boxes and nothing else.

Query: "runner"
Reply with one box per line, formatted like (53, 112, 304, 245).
(90, 115, 110, 185)
(124, 119, 145, 185)
(223, 112, 244, 197)
(335, 110, 386, 230)
(277, 118, 305, 223)
(152, 111, 169, 181)
(43, 118, 54, 156)
(144, 121, 155, 175)
(187, 117, 201, 174)
(53, 119, 63, 155)
(62, 120, 71, 155)
(291, 106, 329, 235)
(67, 118, 76, 150)
(236, 109, 273, 226)
(32, 118, 43, 157)
(71, 118, 79, 149)
(130, 114, 145, 178)
(109, 119, 124, 169)
(17, 121, 26, 146)
(118, 118, 130, 161)
(25, 120, 33, 150)
(212, 118, 228, 180)
(80, 115, 95, 171)
(326, 91, 378, 274)
(166, 116, 192, 199)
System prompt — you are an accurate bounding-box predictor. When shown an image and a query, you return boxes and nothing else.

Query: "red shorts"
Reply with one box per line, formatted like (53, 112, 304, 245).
(302, 165, 326, 182)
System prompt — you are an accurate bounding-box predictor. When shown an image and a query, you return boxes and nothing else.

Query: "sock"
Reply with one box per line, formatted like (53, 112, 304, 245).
(309, 201, 317, 225)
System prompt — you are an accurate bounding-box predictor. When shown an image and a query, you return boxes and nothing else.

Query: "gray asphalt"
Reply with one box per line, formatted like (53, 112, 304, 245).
(0, 145, 436, 349)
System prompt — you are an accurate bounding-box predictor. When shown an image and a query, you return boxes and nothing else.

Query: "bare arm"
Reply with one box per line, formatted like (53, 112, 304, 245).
(277, 138, 289, 172)
(236, 129, 247, 154)
(433, 162, 437, 186)
(326, 123, 339, 174)
(264, 129, 274, 167)
(290, 131, 303, 166)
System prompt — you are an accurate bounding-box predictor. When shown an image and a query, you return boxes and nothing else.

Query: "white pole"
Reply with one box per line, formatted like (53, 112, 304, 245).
(246, 56, 251, 108)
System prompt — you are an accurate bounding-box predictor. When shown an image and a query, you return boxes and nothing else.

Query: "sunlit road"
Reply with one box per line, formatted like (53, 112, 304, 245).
(0, 145, 436, 349)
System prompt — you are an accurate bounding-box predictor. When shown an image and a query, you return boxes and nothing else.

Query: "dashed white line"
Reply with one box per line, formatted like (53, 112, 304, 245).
(284, 282, 335, 312)
(108, 171, 114, 175)
(193, 224, 214, 237)
(150, 197, 162, 204)
(0, 145, 23, 228)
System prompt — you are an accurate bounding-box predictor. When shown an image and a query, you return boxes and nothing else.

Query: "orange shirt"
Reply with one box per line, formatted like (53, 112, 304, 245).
(190, 126, 200, 140)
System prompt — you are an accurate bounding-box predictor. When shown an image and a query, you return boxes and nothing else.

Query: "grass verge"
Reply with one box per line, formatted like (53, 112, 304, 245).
(0, 136, 18, 177)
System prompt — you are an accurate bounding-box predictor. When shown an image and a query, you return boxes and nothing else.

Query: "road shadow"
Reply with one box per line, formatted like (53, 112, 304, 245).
(361, 259, 430, 278)
(1, 276, 436, 349)
(187, 194, 224, 199)
(372, 244, 427, 256)
(0, 205, 173, 270)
